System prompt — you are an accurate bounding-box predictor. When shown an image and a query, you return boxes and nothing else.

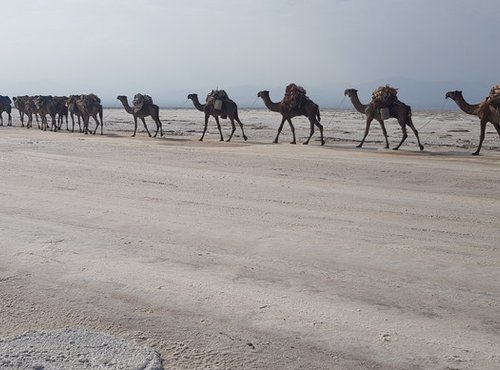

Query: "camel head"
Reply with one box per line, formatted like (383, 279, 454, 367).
(187, 93, 198, 101)
(344, 88, 358, 97)
(257, 90, 269, 99)
(66, 95, 79, 107)
(445, 91, 462, 100)
(116, 95, 127, 102)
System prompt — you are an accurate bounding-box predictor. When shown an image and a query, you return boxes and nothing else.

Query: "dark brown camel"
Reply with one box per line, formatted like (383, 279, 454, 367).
(66, 95, 83, 133)
(24, 96, 41, 129)
(445, 90, 500, 155)
(187, 93, 247, 142)
(70, 94, 103, 135)
(53, 96, 69, 131)
(344, 88, 424, 151)
(34, 96, 58, 131)
(0, 95, 12, 126)
(116, 95, 163, 137)
(257, 90, 324, 145)
(13, 96, 29, 127)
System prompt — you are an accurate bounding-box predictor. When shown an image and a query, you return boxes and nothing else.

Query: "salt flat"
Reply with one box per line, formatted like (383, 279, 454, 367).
(0, 109, 499, 369)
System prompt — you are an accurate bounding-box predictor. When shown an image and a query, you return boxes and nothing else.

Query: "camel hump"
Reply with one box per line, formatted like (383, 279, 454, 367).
(86, 93, 101, 104)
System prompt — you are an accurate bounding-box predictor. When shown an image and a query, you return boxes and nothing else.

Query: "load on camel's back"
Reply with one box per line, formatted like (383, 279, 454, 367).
(0, 95, 12, 126)
(283, 83, 308, 111)
(206, 89, 231, 118)
(371, 85, 399, 119)
(132, 93, 154, 114)
(486, 84, 500, 116)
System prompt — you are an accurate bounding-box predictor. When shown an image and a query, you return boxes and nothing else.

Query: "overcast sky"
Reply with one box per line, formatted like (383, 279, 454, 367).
(2, 0, 499, 106)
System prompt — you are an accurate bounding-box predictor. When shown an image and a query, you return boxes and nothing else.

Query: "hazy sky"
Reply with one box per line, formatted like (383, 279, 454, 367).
(2, 0, 499, 105)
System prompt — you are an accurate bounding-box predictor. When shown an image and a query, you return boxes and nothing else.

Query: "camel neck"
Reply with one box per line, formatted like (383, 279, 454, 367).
(260, 94, 281, 112)
(190, 96, 206, 112)
(119, 98, 134, 114)
(349, 93, 369, 114)
(454, 95, 480, 115)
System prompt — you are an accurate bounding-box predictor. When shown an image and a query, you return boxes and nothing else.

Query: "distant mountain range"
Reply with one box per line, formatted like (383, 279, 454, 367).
(105, 78, 495, 110)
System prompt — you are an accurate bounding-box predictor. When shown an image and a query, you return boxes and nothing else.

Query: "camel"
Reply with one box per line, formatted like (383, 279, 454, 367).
(13, 96, 29, 127)
(187, 93, 248, 142)
(34, 96, 58, 131)
(344, 88, 424, 151)
(53, 96, 69, 131)
(256, 90, 324, 145)
(116, 95, 163, 137)
(24, 96, 40, 129)
(66, 95, 83, 133)
(69, 94, 104, 135)
(445, 90, 500, 155)
(0, 95, 12, 126)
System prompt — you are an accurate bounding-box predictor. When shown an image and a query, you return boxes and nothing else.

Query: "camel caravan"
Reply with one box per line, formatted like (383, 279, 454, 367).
(8, 95, 103, 134)
(2, 83, 500, 155)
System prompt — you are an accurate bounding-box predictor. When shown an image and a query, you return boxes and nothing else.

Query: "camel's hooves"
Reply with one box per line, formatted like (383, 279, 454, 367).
(290, 142, 296, 145)
(472, 152, 480, 156)
(420, 146, 424, 151)
(273, 140, 278, 144)
(244, 137, 248, 141)
(392, 148, 399, 151)
(303, 142, 309, 145)
(356, 144, 363, 148)
(321, 141, 325, 146)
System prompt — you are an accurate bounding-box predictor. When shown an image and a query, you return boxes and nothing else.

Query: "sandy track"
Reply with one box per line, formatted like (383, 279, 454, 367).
(0, 129, 499, 369)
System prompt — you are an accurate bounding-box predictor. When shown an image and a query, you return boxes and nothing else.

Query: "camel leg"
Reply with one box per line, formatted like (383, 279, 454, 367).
(305, 118, 324, 145)
(235, 117, 247, 141)
(20, 112, 25, 127)
(303, 118, 315, 145)
(92, 116, 100, 135)
(393, 121, 408, 150)
(8, 113, 12, 126)
(132, 116, 138, 137)
(492, 122, 500, 140)
(140, 117, 152, 137)
(78, 116, 82, 133)
(51, 116, 57, 132)
(214, 116, 224, 141)
(83, 116, 89, 134)
(154, 118, 163, 137)
(152, 116, 162, 138)
(100, 110, 104, 135)
(473, 120, 487, 155)
(378, 120, 390, 149)
(200, 114, 210, 141)
(226, 117, 236, 142)
(407, 120, 424, 151)
(287, 119, 296, 144)
(358, 117, 374, 148)
(273, 117, 287, 143)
